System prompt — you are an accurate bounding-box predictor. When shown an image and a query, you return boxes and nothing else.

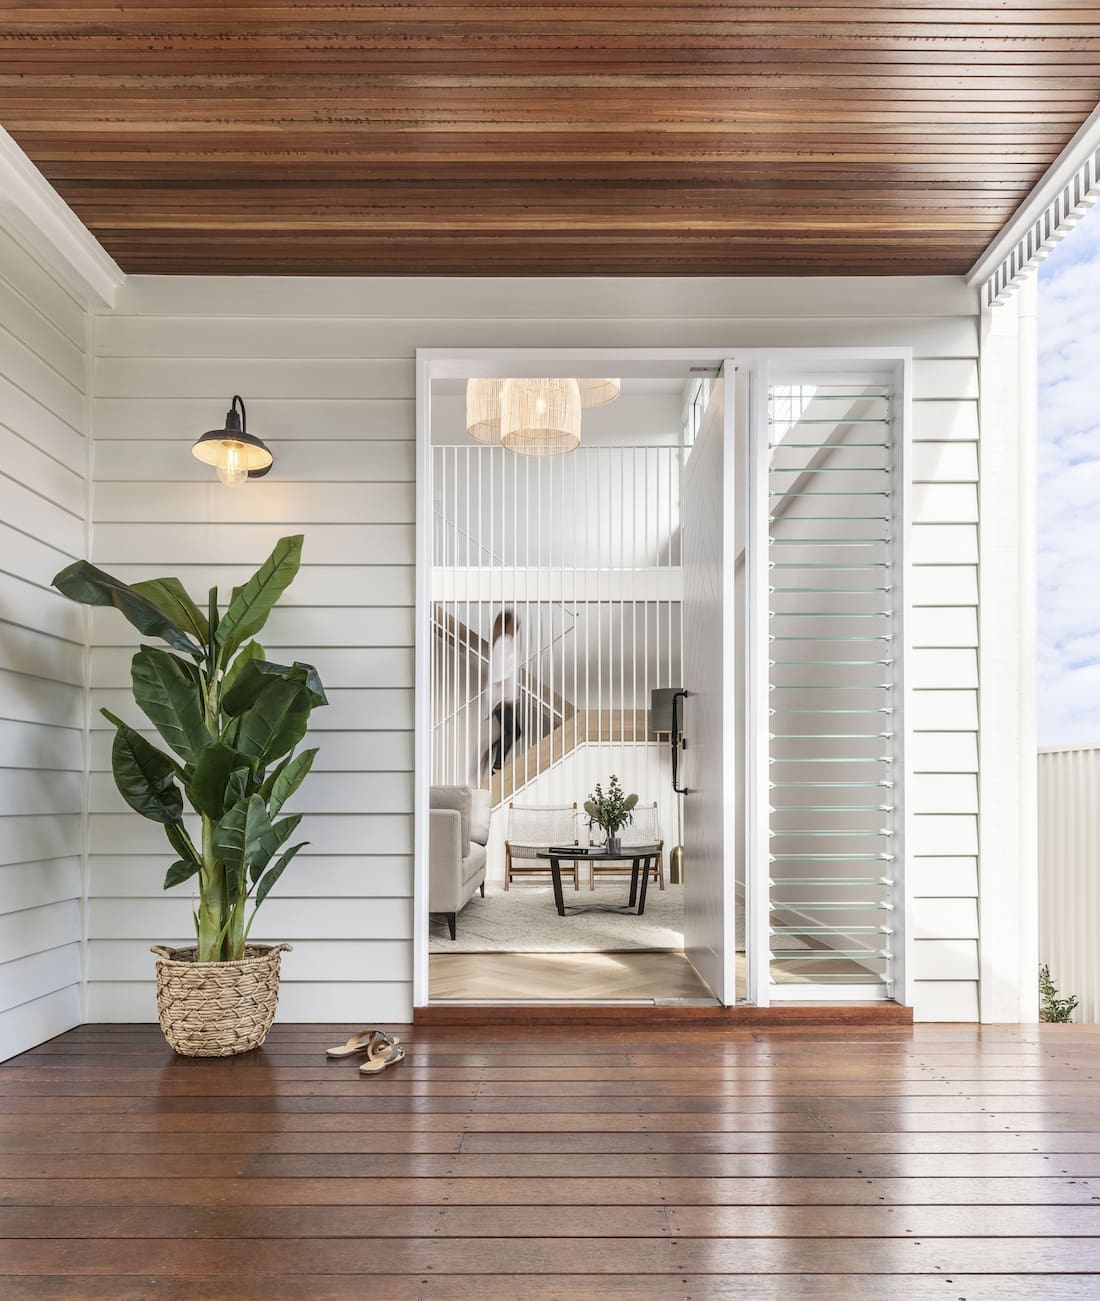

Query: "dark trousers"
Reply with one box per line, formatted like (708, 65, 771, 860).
(491, 702, 521, 772)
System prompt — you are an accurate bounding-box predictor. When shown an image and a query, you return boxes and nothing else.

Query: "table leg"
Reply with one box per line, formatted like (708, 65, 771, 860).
(628, 857, 640, 908)
(637, 854, 652, 915)
(551, 858, 565, 916)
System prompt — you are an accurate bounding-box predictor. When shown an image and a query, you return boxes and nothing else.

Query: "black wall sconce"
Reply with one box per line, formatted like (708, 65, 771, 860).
(191, 395, 274, 487)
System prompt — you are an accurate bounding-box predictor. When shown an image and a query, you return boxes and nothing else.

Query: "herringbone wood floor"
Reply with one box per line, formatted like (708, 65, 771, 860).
(2, 1021, 1100, 1297)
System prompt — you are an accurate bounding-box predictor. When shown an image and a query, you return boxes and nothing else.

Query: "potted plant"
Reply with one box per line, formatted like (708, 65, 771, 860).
(52, 534, 325, 1057)
(584, 775, 638, 855)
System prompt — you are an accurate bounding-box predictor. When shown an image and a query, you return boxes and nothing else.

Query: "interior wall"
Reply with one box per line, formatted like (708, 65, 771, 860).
(0, 223, 90, 1061)
(85, 275, 982, 1023)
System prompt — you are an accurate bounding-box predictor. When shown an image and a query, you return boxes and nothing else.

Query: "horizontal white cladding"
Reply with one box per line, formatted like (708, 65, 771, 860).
(90, 523, 416, 567)
(90, 855, 411, 900)
(0, 220, 87, 1062)
(88, 938, 410, 984)
(88, 813, 412, 858)
(88, 769, 413, 817)
(88, 896, 412, 942)
(432, 566, 682, 604)
(87, 980, 411, 1025)
(83, 273, 985, 1025)
(93, 438, 414, 483)
(911, 858, 979, 898)
(88, 727, 414, 774)
(0, 859, 82, 914)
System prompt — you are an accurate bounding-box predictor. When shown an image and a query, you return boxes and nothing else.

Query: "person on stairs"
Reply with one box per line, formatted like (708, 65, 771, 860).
(484, 608, 521, 776)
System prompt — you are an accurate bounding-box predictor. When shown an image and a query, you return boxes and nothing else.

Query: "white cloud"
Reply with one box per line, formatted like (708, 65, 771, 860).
(1038, 205, 1100, 745)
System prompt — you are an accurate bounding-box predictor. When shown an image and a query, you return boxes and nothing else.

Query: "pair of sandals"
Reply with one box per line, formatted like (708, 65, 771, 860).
(325, 1028, 406, 1076)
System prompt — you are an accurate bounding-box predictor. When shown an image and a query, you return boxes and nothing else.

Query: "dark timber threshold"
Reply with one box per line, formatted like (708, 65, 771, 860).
(415, 1001, 914, 1027)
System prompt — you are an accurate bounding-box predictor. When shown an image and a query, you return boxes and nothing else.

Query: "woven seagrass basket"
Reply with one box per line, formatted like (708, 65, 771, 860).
(151, 943, 292, 1057)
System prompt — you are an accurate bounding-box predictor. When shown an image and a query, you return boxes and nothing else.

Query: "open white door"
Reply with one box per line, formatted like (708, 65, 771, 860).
(680, 367, 739, 1005)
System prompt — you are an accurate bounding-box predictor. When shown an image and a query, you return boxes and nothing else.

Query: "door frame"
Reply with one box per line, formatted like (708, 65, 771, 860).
(413, 346, 913, 1011)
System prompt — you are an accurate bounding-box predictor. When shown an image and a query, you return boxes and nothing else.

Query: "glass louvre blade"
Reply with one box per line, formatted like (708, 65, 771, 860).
(767, 383, 897, 998)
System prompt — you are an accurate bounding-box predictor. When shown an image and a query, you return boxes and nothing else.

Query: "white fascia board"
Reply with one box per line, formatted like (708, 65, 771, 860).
(967, 99, 1100, 302)
(0, 125, 124, 307)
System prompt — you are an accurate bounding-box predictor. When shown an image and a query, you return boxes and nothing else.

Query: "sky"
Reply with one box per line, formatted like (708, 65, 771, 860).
(1038, 201, 1100, 746)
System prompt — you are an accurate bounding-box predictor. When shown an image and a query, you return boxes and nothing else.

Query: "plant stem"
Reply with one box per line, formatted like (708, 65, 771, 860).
(196, 814, 227, 962)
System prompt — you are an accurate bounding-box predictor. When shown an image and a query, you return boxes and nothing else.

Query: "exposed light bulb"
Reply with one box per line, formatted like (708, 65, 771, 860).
(215, 441, 248, 487)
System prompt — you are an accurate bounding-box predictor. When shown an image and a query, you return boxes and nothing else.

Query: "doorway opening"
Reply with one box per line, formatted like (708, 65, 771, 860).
(413, 348, 912, 1011)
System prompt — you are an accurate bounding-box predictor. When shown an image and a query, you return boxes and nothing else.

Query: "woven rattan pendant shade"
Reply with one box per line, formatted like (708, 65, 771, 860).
(577, 378, 621, 408)
(465, 377, 505, 444)
(501, 378, 582, 456)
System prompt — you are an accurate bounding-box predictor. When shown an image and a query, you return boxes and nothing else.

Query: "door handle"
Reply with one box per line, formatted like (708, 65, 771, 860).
(671, 689, 690, 795)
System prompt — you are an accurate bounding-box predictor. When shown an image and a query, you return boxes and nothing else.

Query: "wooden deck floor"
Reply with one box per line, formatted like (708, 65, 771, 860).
(2, 1022, 1100, 1298)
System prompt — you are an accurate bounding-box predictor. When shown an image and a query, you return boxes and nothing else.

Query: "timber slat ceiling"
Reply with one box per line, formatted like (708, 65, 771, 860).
(1, 3, 1099, 275)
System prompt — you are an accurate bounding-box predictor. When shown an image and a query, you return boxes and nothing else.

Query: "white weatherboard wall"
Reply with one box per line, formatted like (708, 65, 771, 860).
(86, 275, 983, 1023)
(1038, 745, 1100, 1024)
(0, 223, 90, 1059)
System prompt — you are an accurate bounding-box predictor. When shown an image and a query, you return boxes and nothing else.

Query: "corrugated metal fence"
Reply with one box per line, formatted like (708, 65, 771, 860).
(1038, 744, 1100, 1023)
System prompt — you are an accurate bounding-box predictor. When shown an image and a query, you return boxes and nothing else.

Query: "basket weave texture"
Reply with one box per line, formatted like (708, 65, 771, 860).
(151, 943, 292, 1057)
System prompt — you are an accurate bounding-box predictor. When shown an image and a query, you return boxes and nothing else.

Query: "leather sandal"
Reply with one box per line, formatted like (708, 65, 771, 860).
(359, 1031, 406, 1076)
(326, 1029, 401, 1060)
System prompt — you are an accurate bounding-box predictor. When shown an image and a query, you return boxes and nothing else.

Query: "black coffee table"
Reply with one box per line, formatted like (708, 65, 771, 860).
(536, 845, 663, 917)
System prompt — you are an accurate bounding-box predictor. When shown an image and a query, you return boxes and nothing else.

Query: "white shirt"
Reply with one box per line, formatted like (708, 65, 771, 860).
(488, 633, 517, 709)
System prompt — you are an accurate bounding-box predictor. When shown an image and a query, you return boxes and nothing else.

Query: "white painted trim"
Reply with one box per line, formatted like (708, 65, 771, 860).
(0, 126, 124, 308)
(892, 355, 916, 1011)
(745, 358, 772, 1008)
(769, 984, 892, 1003)
(967, 100, 1100, 305)
(976, 279, 1039, 1023)
(413, 352, 433, 1008)
(415, 344, 914, 1010)
(1039, 743, 1100, 755)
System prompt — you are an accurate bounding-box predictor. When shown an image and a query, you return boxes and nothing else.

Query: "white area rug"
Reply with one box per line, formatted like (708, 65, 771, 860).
(430, 882, 685, 953)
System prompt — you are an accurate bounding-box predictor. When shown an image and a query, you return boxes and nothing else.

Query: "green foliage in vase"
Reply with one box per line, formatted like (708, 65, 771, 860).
(1039, 963, 1078, 1023)
(584, 775, 639, 838)
(53, 535, 325, 962)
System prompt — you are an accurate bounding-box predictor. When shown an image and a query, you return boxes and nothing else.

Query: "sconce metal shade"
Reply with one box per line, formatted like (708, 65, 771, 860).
(191, 396, 273, 486)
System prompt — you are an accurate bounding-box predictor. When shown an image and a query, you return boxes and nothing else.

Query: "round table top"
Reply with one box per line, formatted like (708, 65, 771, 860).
(536, 845, 662, 861)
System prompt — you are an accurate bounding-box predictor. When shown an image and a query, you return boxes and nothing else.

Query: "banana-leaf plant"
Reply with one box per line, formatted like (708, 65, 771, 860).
(52, 534, 325, 963)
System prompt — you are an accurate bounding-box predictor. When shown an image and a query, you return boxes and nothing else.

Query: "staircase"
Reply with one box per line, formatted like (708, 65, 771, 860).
(432, 607, 657, 808)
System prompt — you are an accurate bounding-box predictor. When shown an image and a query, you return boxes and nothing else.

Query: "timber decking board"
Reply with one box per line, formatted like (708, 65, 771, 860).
(1, 1024, 1100, 1295)
(1, 4, 1099, 274)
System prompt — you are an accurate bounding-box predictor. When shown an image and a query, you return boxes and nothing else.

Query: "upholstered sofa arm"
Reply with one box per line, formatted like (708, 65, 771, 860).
(429, 808, 464, 912)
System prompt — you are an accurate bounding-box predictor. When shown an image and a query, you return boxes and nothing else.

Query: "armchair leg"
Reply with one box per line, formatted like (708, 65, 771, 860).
(445, 912, 457, 941)
(479, 882, 485, 897)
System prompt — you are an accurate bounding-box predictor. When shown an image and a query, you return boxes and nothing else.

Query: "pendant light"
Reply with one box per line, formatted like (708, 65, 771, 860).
(501, 378, 582, 457)
(577, 378, 621, 408)
(465, 378, 504, 444)
(191, 395, 274, 487)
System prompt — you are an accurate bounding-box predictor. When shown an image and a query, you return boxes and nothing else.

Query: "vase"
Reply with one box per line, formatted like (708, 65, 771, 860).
(150, 943, 292, 1057)
(606, 835, 621, 855)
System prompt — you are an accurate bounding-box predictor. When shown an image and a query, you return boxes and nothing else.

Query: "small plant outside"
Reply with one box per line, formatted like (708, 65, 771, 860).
(52, 534, 325, 964)
(1039, 963, 1079, 1023)
(584, 775, 639, 841)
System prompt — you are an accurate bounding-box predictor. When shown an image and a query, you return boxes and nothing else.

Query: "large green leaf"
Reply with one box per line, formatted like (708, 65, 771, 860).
(52, 560, 202, 659)
(165, 820, 200, 867)
(262, 747, 318, 818)
(255, 841, 308, 907)
(213, 794, 273, 899)
(132, 577, 209, 645)
(164, 859, 201, 889)
(104, 712, 183, 824)
(250, 812, 303, 885)
(219, 640, 265, 709)
(187, 741, 253, 820)
(215, 535, 303, 662)
(222, 656, 326, 717)
(132, 647, 210, 764)
(233, 677, 312, 766)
